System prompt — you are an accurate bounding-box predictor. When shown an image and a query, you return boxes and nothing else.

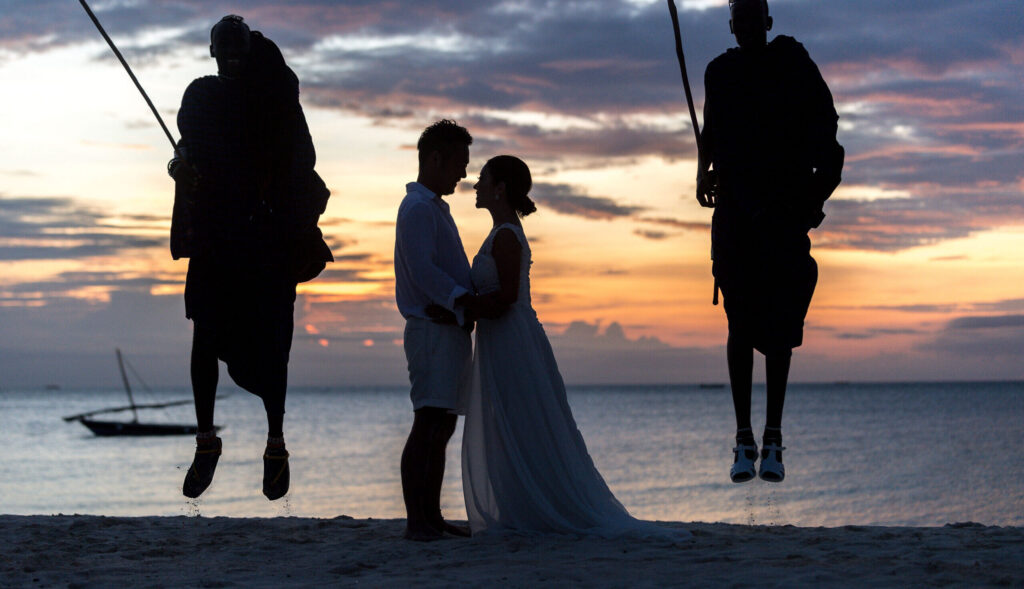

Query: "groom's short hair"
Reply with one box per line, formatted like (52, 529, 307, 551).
(417, 119, 473, 164)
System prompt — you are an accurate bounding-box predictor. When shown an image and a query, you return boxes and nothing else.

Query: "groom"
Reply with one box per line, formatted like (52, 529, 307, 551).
(394, 119, 478, 540)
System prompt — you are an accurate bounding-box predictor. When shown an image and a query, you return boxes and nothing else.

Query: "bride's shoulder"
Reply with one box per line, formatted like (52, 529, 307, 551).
(491, 223, 525, 254)
(494, 222, 525, 236)
(494, 222, 526, 243)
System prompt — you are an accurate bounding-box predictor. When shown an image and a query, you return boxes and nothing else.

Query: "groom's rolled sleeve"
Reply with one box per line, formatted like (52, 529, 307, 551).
(396, 201, 469, 315)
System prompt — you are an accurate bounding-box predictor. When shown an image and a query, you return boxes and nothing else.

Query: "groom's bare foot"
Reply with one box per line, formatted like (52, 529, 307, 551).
(427, 517, 470, 537)
(440, 521, 471, 537)
(404, 521, 445, 541)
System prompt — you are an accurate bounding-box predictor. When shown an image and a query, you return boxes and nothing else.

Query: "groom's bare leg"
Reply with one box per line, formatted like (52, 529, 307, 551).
(402, 408, 445, 540)
(424, 412, 454, 523)
(424, 412, 470, 537)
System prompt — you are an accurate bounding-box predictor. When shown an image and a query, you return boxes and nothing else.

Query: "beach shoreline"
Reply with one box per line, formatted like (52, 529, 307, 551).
(3, 515, 1022, 587)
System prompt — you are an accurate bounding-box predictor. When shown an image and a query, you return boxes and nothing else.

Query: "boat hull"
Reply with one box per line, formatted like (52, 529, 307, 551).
(78, 419, 219, 437)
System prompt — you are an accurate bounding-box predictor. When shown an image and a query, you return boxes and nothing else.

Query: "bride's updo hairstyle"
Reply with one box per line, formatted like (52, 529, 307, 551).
(487, 155, 536, 218)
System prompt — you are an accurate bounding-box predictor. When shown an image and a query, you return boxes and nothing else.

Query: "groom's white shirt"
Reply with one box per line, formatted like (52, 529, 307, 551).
(395, 182, 473, 325)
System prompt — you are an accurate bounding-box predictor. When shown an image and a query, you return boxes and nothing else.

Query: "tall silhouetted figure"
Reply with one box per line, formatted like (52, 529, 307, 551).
(696, 0, 843, 483)
(394, 119, 481, 540)
(168, 15, 332, 501)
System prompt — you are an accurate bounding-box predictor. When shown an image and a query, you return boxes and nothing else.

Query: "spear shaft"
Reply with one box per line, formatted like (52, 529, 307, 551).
(666, 0, 702, 158)
(667, 0, 720, 304)
(77, 0, 178, 151)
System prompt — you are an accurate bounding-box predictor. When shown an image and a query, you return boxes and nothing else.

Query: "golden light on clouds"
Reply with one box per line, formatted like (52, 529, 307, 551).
(297, 282, 384, 298)
(0, 299, 46, 308)
(150, 285, 183, 296)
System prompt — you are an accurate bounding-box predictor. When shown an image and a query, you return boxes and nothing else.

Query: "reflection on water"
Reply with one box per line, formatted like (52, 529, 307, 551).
(2, 382, 1022, 526)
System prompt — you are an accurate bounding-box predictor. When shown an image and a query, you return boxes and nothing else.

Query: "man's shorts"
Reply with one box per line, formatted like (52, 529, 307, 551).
(404, 317, 472, 412)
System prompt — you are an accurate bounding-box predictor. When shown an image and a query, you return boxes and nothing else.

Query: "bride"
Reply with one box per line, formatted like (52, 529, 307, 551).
(460, 155, 688, 539)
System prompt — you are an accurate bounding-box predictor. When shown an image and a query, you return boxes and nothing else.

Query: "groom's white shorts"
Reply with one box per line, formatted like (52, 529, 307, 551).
(404, 318, 472, 412)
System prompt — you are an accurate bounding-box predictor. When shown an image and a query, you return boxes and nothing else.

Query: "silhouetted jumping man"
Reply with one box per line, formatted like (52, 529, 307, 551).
(168, 15, 332, 500)
(696, 0, 843, 483)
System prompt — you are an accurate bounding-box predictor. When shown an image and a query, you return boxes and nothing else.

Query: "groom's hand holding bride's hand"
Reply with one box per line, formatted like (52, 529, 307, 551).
(425, 300, 477, 332)
(424, 293, 510, 329)
(425, 303, 458, 324)
(455, 292, 508, 321)
(473, 292, 508, 320)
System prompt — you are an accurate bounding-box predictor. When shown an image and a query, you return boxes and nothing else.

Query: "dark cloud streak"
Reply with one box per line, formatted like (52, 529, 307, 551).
(2, 1, 1023, 252)
(531, 183, 645, 220)
(947, 315, 1024, 330)
(0, 195, 165, 260)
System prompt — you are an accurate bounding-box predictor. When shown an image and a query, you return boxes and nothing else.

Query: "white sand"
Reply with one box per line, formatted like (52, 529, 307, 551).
(2, 515, 1022, 587)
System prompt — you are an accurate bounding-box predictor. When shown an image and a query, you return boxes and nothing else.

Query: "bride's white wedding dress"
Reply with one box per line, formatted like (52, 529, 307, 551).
(461, 223, 687, 539)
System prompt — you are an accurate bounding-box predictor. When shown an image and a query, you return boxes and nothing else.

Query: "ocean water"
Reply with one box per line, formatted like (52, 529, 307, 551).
(1, 382, 1022, 527)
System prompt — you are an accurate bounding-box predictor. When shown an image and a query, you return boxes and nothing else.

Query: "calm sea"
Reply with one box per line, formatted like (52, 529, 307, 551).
(2, 382, 1022, 527)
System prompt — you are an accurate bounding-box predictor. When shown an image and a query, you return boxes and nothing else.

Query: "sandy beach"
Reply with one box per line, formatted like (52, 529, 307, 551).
(2, 515, 1022, 587)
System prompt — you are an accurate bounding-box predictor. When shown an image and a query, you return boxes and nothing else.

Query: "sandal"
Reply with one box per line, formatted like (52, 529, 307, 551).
(183, 436, 222, 498)
(263, 445, 290, 500)
(730, 442, 758, 483)
(758, 443, 786, 482)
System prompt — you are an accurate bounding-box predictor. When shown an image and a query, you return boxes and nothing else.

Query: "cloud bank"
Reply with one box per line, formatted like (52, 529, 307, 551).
(4, 0, 1019, 253)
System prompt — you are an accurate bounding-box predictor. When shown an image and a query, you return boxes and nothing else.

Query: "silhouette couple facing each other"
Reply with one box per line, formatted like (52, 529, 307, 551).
(168, 0, 842, 539)
(396, 122, 684, 540)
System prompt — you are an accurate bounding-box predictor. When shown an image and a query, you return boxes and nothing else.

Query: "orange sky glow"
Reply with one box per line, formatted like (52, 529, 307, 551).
(0, 0, 1021, 386)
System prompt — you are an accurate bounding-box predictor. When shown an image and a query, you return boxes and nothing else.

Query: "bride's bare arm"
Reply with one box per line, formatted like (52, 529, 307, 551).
(475, 227, 521, 319)
(493, 228, 522, 304)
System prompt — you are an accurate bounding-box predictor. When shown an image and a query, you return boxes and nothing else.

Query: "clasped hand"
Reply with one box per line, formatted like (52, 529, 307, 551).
(425, 292, 507, 326)
(424, 304, 458, 324)
(169, 156, 201, 190)
(696, 168, 718, 208)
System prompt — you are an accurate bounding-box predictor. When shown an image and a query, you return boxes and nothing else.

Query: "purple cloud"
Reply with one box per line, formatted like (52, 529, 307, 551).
(1, 0, 1021, 255)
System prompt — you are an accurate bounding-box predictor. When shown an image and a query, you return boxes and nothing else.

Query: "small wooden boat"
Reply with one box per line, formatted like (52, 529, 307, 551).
(75, 418, 201, 436)
(63, 349, 221, 437)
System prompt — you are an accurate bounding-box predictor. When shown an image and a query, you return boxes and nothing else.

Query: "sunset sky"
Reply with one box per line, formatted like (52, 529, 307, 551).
(1, 0, 1021, 388)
